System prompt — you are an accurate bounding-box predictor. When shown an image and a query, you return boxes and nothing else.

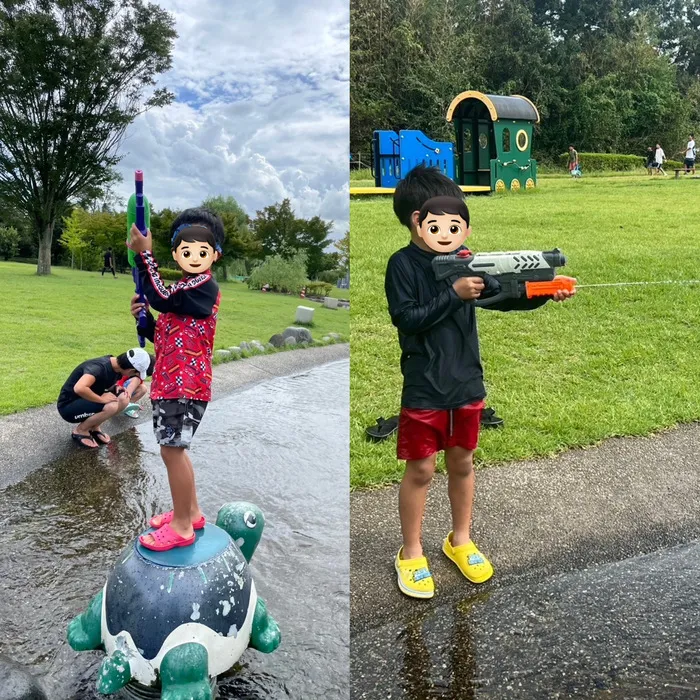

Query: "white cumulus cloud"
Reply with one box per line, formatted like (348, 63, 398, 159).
(114, 0, 349, 239)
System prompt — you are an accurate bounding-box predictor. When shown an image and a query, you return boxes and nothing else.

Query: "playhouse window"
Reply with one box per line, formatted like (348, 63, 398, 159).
(479, 132, 488, 149)
(502, 128, 511, 152)
(463, 128, 472, 153)
(516, 129, 529, 152)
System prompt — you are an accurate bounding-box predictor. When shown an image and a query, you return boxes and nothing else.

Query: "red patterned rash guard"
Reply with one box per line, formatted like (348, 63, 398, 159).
(135, 251, 220, 402)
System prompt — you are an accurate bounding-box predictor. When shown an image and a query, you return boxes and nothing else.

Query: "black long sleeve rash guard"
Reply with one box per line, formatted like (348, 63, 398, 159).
(134, 250, 220, 343)
(385, 242, 547, 410)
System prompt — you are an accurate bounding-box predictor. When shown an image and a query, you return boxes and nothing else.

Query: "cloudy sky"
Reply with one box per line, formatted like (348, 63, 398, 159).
(115, 0, 349, 238)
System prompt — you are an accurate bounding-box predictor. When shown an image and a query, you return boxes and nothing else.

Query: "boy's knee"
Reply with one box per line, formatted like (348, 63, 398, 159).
(101, 401, 120, 416)
(447, 450, 474, 478)
(405, 457, 436, 486)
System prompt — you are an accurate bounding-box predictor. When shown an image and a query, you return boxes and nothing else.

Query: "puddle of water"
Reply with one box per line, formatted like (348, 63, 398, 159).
(351, 541, 700, 699)
(0, 361, 349, 699)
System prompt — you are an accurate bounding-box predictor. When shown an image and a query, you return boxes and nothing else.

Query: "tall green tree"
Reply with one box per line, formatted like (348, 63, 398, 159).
(0, 0, 176, 275)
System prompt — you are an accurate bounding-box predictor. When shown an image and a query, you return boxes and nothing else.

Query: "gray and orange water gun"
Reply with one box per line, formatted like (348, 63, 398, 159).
(432, 248, 576, 307)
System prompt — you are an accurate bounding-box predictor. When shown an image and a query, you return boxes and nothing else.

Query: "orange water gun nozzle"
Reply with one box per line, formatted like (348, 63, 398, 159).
(525, 276, 577, 298)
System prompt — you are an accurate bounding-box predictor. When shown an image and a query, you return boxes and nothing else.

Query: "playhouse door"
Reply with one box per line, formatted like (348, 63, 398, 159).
(477, 121, 491, 186)
(456, 120, 477, 186)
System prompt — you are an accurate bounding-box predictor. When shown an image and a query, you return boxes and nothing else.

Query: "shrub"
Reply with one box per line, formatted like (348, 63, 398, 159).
(305, 281, 333, 296)
(317, 268, 344, 284)
(557, 153, 644, 171)
(247, 253, 308, 294)
(159, 267, 184, 281)
(0, 226, 20, 260)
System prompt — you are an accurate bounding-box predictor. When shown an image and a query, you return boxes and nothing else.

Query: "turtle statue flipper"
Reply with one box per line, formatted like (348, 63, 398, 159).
(250, 597, 281, 653)
(160, 643, 212, 700)
(96, 651, 131, 694)
(67, 590, 103, 651)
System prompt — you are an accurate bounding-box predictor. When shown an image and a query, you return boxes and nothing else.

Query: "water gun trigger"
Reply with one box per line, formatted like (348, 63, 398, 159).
(525, 276, 578, 298)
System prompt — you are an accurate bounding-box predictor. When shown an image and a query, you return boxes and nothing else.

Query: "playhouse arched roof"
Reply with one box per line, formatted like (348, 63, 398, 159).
(446, 91, 540, 124)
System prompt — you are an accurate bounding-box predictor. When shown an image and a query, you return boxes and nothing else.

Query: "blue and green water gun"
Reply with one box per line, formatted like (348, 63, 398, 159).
(126, 170, 151, 348)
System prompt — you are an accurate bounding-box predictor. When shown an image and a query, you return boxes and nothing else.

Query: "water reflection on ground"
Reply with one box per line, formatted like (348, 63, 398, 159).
(0, 360, 349, 699)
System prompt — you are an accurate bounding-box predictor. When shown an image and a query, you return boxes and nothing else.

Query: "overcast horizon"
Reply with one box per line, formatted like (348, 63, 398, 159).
(114, 0, 349, 239)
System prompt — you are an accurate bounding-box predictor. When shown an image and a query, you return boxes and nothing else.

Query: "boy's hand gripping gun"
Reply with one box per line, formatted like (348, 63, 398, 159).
(126, 170, 151, 347)
(432, 248, 576, 308)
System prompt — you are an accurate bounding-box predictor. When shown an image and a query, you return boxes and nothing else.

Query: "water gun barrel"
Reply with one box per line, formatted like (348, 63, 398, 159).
(127, 170, 151, 347)
(525, 276, 577, 298)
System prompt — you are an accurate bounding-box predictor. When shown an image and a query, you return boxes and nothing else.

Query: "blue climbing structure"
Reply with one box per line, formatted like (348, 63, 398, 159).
(373, 130, 454, 188)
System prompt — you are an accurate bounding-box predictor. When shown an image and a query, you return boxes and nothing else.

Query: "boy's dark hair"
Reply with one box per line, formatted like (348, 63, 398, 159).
(116, 353, 131, 371)
(171, 208, 225, 254)
(393, 164, 464, 229)
(418, 196, 470, 228)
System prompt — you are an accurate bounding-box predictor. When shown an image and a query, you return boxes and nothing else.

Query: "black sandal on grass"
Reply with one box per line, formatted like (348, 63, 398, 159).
(365, 416, 399, 442)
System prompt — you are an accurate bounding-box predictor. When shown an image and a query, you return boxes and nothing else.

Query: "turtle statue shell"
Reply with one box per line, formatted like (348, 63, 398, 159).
(102, 524, 257, 686)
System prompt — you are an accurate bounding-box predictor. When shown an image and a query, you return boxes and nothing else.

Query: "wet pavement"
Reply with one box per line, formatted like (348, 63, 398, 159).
(352, 541, 700, 699)
(351, 423, 700, 698)
(0, 359, 349, 699)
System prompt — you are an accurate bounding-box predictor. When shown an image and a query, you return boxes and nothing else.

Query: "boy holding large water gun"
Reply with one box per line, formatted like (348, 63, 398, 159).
(128, 208, 224, 552)
(385, 165, 574, 598)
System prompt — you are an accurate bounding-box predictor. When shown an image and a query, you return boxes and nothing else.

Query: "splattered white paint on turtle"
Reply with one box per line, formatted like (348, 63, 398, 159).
(191, 603, 201, 621)
(100, 582, 259, 686)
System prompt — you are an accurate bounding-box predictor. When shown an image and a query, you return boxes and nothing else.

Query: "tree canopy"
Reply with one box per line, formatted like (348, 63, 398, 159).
(0, 0, 176, 274)
(350, 0, 700, 160)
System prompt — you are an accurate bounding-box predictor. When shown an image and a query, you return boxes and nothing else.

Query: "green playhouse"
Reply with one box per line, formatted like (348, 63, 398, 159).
(446, 91, 540, 192)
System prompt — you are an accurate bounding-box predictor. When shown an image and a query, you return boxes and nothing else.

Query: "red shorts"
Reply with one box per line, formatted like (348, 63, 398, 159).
(397, 401, 485, 461)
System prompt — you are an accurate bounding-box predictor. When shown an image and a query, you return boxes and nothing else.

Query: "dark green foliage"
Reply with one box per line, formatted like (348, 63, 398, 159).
(0, 0, 176, 274)
(305, 280, 333, 296)
(351, 0, 700, 161)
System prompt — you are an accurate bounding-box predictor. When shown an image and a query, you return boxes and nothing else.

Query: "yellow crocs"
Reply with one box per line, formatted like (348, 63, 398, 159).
(394, 547, 435, 599)
(442, 532, 493, 584)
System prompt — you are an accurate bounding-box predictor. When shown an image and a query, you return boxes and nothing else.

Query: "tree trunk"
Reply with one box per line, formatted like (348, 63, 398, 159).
(36, 221, 54, 276)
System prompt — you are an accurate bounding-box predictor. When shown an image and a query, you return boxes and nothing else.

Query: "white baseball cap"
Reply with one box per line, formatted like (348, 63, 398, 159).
(125, 347, 151, 380)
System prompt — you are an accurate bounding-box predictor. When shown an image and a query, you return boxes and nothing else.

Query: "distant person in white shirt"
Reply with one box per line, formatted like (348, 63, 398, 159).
(684, 134, 696, 175)
(654, 143, 667, 176)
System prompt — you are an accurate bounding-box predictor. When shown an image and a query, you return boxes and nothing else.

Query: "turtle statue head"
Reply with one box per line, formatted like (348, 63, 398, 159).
(216, 502, 265, 562)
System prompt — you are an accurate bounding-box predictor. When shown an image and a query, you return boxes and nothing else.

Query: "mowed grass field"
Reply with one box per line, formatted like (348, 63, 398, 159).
(1, 263, 349, 415)
(351, 175, 700, 488)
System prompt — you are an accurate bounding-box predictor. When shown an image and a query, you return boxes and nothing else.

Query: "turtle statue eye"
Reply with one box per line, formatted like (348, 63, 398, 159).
(244, 511, 257, 528)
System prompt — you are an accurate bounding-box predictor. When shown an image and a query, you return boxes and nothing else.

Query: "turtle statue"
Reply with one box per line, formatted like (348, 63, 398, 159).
(67, 502, 280, 699)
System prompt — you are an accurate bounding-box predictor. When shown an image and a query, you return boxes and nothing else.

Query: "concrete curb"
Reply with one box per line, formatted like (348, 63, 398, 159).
(0, 344, 348, 489)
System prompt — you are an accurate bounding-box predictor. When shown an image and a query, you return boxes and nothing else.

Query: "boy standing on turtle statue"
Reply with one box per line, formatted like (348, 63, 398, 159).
(128, 208, 224, 552)
(385, 166, 575, 599)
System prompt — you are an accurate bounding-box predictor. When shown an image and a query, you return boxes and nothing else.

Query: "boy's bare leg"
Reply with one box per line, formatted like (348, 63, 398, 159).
(150, 449, 203, 529)
(445, 446, 475, 547)
(74, 395, 128, 442)
(142, 446, 195, 542)
(399, 455, 436, 559)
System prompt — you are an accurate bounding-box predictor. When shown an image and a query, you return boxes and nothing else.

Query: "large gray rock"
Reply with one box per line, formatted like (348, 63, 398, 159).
(284, 336, 297, 347)
(214, 349, 231, 361)
(227, 346, 242, 356)
(268, 334, 285, 348)
(282, 326, 313, 343)
(0, 656, 47, 700)
(239, 341, 251, 352)
(250, 340, 265, 353)
(328, 332, 342, 341)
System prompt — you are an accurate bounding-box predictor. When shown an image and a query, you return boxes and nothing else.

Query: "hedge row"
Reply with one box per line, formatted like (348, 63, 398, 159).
(557, 152, 684, 171)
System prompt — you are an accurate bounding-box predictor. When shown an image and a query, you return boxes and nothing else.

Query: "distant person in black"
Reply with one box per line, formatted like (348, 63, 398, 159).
(57, 348, 151, 448)
(385, 165, 574, 599)
(102, 247, 116, 277)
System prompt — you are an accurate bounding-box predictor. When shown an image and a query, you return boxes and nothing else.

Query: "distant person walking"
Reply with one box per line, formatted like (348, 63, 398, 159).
(646, 147, 655, 175)
(654, 143, 667, 176)
(684, 134, 696, 175)
(102, 247, 116, 277)
(567, 145, 579, 175)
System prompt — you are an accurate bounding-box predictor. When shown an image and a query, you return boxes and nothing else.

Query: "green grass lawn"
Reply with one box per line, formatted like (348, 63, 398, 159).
(351, 174, 700, 488)
(1, 263, 349, 415)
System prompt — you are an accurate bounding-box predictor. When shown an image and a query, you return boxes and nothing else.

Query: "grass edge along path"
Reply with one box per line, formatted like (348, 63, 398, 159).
(350, 175, 700, 489)
(1, 262, 348, 415)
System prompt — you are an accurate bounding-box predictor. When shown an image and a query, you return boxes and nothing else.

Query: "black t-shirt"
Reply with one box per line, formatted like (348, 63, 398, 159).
(57, 356, 119, 408)
(385, 243, 547, 410)
(104, 251, 113, 265)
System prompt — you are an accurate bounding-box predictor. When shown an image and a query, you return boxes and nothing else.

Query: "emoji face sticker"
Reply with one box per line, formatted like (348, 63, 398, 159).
(172, 240, 218, 274)
(417, 196, 471, 254)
